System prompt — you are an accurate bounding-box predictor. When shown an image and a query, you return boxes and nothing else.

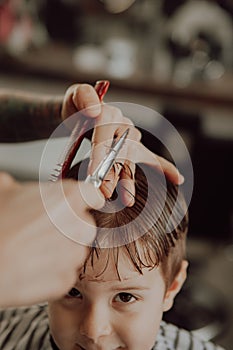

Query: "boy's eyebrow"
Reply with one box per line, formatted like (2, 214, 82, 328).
(110, 285, 150, 292)
(74, 278, 151, 291)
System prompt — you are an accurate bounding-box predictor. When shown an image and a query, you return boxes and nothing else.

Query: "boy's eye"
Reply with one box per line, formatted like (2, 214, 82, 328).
(67, 288, 82, 298)
(115, 292, 136, 303)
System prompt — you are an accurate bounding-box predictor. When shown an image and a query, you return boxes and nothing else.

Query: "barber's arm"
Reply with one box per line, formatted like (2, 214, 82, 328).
(0, 89, 63, 142)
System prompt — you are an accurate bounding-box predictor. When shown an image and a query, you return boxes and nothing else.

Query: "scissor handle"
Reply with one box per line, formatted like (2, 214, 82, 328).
(95, 80, 110, 102)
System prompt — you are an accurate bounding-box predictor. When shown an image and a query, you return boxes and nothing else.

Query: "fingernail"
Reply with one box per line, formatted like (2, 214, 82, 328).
(85, 104, 101, 117)
(123, 193, 135, 207)
(179, 174, 185, 184)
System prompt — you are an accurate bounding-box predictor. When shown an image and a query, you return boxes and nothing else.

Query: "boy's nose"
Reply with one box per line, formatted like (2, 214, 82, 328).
(79, 304, 112, 342)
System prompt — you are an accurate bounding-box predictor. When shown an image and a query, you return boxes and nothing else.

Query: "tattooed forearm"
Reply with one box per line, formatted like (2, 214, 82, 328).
(0, 89, 63, 142)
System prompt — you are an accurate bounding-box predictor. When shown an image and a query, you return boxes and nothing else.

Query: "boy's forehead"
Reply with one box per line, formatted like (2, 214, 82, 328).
(78, 248, 162, 284)
(79, 251, 135, 282)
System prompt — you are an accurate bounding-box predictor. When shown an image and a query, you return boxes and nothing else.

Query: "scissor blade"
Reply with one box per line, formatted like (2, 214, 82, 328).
(85, 128, 129, 187)
(97, 128, 129, 181)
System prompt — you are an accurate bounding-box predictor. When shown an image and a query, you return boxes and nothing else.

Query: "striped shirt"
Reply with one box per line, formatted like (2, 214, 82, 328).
(0, 304, 225, 350)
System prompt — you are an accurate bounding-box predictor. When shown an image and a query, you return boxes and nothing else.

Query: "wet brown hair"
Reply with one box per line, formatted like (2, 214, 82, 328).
(67, 159, 188, 289)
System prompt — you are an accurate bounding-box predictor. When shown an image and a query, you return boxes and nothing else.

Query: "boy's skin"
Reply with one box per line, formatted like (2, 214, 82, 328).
(48, 250, 187, 350)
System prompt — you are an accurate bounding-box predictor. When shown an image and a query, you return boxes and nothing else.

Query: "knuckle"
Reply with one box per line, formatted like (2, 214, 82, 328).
(123, 116, 134, 126)
(98, 105, 124, 126)
(134, 128, 142, 141)
(108, 105, 123, 121)
(0, 172, 16, 190)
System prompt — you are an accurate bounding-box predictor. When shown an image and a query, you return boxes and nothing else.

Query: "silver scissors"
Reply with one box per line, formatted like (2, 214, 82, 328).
(85, 128, 129, 188)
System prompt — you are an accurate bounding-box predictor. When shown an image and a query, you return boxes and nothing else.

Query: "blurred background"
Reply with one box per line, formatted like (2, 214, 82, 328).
(0, 0, 232, 348)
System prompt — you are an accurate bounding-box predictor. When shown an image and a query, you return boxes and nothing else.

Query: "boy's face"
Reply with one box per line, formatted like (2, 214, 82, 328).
(48, 249, 174, 350)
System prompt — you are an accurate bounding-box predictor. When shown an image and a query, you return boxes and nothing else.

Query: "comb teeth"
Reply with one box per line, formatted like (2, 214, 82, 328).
(49, 163, 63, 182)
(49, 175, 58, 182)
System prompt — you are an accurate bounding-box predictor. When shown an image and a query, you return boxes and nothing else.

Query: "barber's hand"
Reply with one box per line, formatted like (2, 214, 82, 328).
(61, 83, 184, 206)
(0, 172, 104, 308)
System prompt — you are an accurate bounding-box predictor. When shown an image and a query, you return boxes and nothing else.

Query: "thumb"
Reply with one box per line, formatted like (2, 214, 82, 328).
(77, 181, 105, 211)
(0, 172, 20, 191)
(39, 180, 105, 245)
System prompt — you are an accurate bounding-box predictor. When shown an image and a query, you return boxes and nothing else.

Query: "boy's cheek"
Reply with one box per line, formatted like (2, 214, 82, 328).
(126, 309, 163, 350)
(48, 302, 83, 350)
(48, 302, 78, 337)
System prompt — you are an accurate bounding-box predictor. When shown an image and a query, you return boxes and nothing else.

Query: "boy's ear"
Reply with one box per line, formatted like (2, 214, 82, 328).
(163, 260, 188, 312)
